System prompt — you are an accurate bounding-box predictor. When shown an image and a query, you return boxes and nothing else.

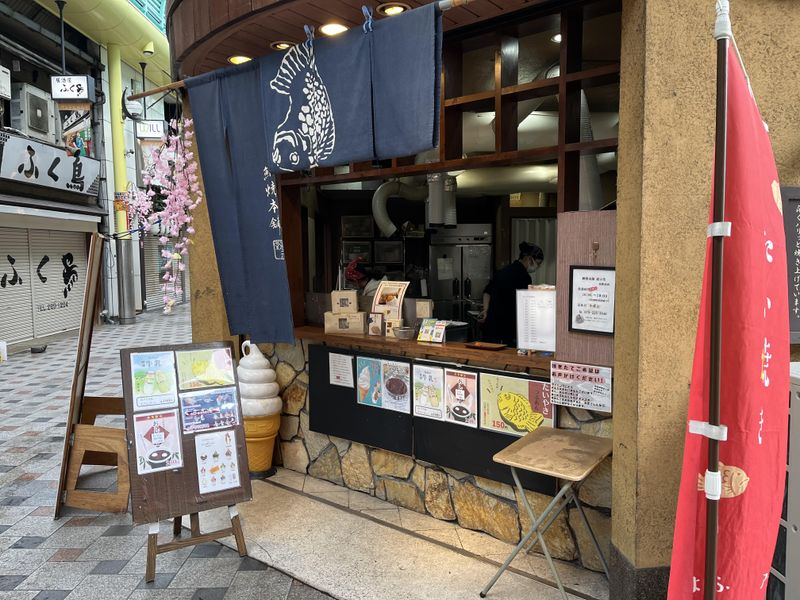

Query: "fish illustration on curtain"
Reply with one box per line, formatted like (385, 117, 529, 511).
(269, 41, 336, 171)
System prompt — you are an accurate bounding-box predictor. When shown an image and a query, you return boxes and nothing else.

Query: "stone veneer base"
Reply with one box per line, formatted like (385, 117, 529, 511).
(608, 543, 670, 600)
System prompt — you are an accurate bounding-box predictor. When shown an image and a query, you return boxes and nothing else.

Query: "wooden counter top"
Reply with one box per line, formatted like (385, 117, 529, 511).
(294, 326, 552, 375)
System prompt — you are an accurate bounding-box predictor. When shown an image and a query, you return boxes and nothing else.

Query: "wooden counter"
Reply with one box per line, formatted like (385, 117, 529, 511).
(295, 326, 552, 375)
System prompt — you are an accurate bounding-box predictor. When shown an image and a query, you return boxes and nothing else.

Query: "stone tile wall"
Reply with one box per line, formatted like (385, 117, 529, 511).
(263, 341, 612, 572)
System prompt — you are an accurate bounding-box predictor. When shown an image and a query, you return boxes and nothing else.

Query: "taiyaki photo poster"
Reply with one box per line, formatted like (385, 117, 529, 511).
(380, 360, 411, 414)
(130, 351, 179, 412)
(133, 409, 183, 475)
(195, 429, 240, 495)
(356, 357, 382, 408)
(444, 369, 478, 428)
(413, 365, 445, 420)
(480, 374, 553, 436)
(175, 348, 235, 391)
(371, 281, 409, 321)
(179, 387, 240, 434)
(549, 361, 612, 413)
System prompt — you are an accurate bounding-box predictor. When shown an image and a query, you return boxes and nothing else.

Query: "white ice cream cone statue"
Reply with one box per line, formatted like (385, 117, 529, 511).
(238, 341, 281, 477)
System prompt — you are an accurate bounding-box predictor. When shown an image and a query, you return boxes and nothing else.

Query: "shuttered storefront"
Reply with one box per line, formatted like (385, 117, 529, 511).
(143, 234, 189, 310)
(0, 227, 88, 344)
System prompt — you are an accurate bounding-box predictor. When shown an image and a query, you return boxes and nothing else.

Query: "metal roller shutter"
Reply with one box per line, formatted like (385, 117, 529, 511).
(144, 235, 165, 309)
(0, 227, 34, 343)
(29, 229, 88, 338)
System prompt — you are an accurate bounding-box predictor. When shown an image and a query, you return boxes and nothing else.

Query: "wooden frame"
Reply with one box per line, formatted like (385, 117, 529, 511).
(568, 265, 616, 335)
(56, 233, 130, 518)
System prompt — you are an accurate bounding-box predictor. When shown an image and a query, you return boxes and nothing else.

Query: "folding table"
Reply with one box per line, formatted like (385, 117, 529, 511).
(480, 428, 612, 599)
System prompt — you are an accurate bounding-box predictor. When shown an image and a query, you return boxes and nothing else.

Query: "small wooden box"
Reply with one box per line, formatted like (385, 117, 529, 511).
(331, 290, 359, 314)
(385, 318, 404, 338)
(324, 311, 367, 335)
(415, 299, 434, 319)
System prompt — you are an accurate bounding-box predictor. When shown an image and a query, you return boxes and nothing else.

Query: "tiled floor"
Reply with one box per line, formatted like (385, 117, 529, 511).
(0, 306, 330, 600)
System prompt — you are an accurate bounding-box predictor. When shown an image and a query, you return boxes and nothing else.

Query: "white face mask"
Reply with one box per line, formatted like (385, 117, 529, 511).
(528, 264, 538, 275)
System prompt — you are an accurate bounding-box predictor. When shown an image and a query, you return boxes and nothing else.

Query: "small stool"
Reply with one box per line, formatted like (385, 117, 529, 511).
(480, 428, 612, 599)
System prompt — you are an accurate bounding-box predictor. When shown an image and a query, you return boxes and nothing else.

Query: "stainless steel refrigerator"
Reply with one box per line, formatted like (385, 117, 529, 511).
(429, 224, 493, 323)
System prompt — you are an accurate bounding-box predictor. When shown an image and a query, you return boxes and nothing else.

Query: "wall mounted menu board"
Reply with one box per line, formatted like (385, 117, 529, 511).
(121, 342, 252, 525)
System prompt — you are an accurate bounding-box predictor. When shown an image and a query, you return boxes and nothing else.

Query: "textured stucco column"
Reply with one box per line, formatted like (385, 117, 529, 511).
(612, 1, 800, 597)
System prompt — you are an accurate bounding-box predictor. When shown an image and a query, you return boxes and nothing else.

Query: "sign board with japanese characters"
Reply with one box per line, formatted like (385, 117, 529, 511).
(121, 341, 252, 524)
(780, 186, 800, 343)
(50, 75, 93, 101)
(550, 361, 612, 413)
(0, 134, 100, 196)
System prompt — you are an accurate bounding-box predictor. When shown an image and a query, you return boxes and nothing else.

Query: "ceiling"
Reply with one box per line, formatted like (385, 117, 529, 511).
(167, 0, 560, 76)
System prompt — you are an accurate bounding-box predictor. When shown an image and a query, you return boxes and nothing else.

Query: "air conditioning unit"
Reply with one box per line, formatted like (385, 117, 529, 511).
(10, 83, 58, 144)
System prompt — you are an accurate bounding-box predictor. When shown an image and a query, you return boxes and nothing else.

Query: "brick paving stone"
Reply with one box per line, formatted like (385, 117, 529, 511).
(47, 549, 83, 562)
(223, 570, 293, 600)
(188, 543, 221, 559)
(10, 538, 46, 550)
(190, 589, 226, 600)
(135, 573, 176, 590)
(286, 580, 334, 600)
(63, 574, 141, 600)
(17, 561, 97, 591)
(168, 558, 241, 589)
(33, 591, 70, 600)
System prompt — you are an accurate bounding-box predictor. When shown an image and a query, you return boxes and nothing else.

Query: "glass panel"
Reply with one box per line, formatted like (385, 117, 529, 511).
(580, 151, 617, 211)
(511, 217, 557, 285)
(461, 43, 497, 96)
(582, 11, 621, 69)
(463, 110, 496, 157)
(517, 15, 561, 85)
(766, 573, 785, 600)
(772, 524, 787, 575)
(518, 95, 559, 150)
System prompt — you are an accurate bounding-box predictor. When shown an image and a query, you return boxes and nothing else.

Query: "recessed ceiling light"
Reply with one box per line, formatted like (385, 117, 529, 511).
(550, 33, 562, 43)
(270, 41, 293, 51)
(377, 2, 411, 16)
(227, 55, 252, 64)
(320, 23, 348, 36)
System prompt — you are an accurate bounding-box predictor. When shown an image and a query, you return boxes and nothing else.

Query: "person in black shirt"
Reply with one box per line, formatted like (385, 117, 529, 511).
(479, 242, 544, 345)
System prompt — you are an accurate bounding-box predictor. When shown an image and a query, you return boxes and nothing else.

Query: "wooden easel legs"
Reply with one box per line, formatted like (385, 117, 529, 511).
(145, 506, 248, 582)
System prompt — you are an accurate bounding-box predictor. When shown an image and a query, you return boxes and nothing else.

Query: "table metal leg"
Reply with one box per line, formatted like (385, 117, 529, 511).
(571, 493, 610, 579)
(480, 469, 571, 599)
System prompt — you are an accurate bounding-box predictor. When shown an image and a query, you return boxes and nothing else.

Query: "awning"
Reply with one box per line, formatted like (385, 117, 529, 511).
(0, 195, 102, 232)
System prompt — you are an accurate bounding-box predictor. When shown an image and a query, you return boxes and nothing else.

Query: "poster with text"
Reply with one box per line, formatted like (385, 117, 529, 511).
(195, 429, 241, 495)
(480, 374, 554, 436)
(381, 360, 411, 413)
(569, 267, 616, 334)
(550, 361, 612, 413)
(130, 351, 179, 412)
(176, 348, 236, 390)
(371, 281, 409, 320)
(133, 409, 183, 475)
(444, 369, 478, 428)
(179, 387, 240, 433)
(356, 357, 382, 407)
(413, 365, 445, 420)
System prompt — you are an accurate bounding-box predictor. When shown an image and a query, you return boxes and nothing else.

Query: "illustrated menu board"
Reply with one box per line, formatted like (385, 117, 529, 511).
(479, 374, 555, 437)
(444, 369, 478, 428)
(355, 356, 411, 414)
(550, 361, 612, 413)
(121, 342, 252, 525)
(413, 365, 445, 420)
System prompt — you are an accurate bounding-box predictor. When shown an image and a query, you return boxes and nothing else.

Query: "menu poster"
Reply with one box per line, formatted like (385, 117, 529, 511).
(417, 318, 437, 342)
(480, 374, 554, 436)
(569, 267, 616, 334)
(195, 429, 241, 495)
(179, 387, 240, 434)
(176, 348, 236, 390)
(444, 369, 478, 428)
(371, 281, 410, 321)
(550, 361, 612, 413)
(329, 353, 354, 388)
(379, 360, 411, 414)
(413, 365, 445, 420)
(356, 357, 383, 407)
(133, 409, 183, 475)
(130, 351, 179, 412)
(516, 288, 556, 352)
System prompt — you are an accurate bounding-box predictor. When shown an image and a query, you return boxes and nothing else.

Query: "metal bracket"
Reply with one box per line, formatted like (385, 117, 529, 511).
(707, 222, 731, 238)
(228, 506, 239, 519)
(689, 420, 728, 441)
(148, 523, 159, 535)
(704, 469, 722, 501)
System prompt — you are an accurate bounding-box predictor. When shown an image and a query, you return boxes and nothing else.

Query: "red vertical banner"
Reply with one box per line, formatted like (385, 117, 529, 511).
(668, 45, 789, 598)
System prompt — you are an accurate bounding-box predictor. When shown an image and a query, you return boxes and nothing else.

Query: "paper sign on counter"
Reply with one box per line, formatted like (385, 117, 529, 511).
(329, 353, 354, 388)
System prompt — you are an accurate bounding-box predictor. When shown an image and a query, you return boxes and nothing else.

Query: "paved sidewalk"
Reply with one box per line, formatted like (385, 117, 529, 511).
(0, 306, 330, 600)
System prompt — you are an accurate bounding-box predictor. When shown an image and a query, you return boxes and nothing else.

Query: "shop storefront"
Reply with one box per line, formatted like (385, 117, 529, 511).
(167, 0, 800, 597)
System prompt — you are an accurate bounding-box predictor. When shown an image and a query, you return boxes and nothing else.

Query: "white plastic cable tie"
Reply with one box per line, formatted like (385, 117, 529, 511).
(707, 222, 732, 238)
(228, 506, 239, 518)
(148, 523, 159, 535)
(705, 469, 722, 500)
(714, 0, 733, 41)
(689, 420, 728, 441)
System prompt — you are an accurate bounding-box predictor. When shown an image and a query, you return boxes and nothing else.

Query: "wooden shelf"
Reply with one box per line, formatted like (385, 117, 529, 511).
(295, 326, 552, 375)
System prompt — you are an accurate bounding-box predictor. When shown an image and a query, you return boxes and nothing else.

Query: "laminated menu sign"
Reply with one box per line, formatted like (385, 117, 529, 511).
(444, 369, 478, 428)
(480, 374, 554, 436)
(550, 361, 612, 413)
(371, 281, 409, 320)
(195, 429, 241, 495)
(179, 387, 240, 434)
(569, 267, 616, 334)
(381, 360, 412, 413)
(328, 353, 354, 388)
(133, 409, 183, 475)
(516, 288, 556, 352)
(413, 365, 445, 420)
(175, 348, 236, 390)
(130, 351, 179, 412)
(356, 357, 382, 407)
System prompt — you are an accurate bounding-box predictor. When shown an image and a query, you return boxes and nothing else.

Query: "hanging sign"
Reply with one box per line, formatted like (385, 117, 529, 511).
(136, 120, 167, 140)
(550, 361, 612, 413)
(58, 102, 93, 156)
(0, 66, 10, 100)
(50, 75, 93, 101)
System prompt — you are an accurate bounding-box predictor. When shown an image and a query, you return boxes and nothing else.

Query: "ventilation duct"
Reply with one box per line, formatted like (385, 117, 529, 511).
(426, 173, 445, 228)
(443, 175, 457, 227)
(579, 90, 604, 211)
(372, 180, 429, 238)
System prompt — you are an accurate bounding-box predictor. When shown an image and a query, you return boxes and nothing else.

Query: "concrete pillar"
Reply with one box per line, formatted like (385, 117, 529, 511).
(612, 0, 800, 596)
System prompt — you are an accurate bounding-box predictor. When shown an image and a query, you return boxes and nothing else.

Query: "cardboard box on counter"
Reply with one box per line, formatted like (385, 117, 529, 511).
(324, 311, 367, 335)
(331, 290, 359, 314)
